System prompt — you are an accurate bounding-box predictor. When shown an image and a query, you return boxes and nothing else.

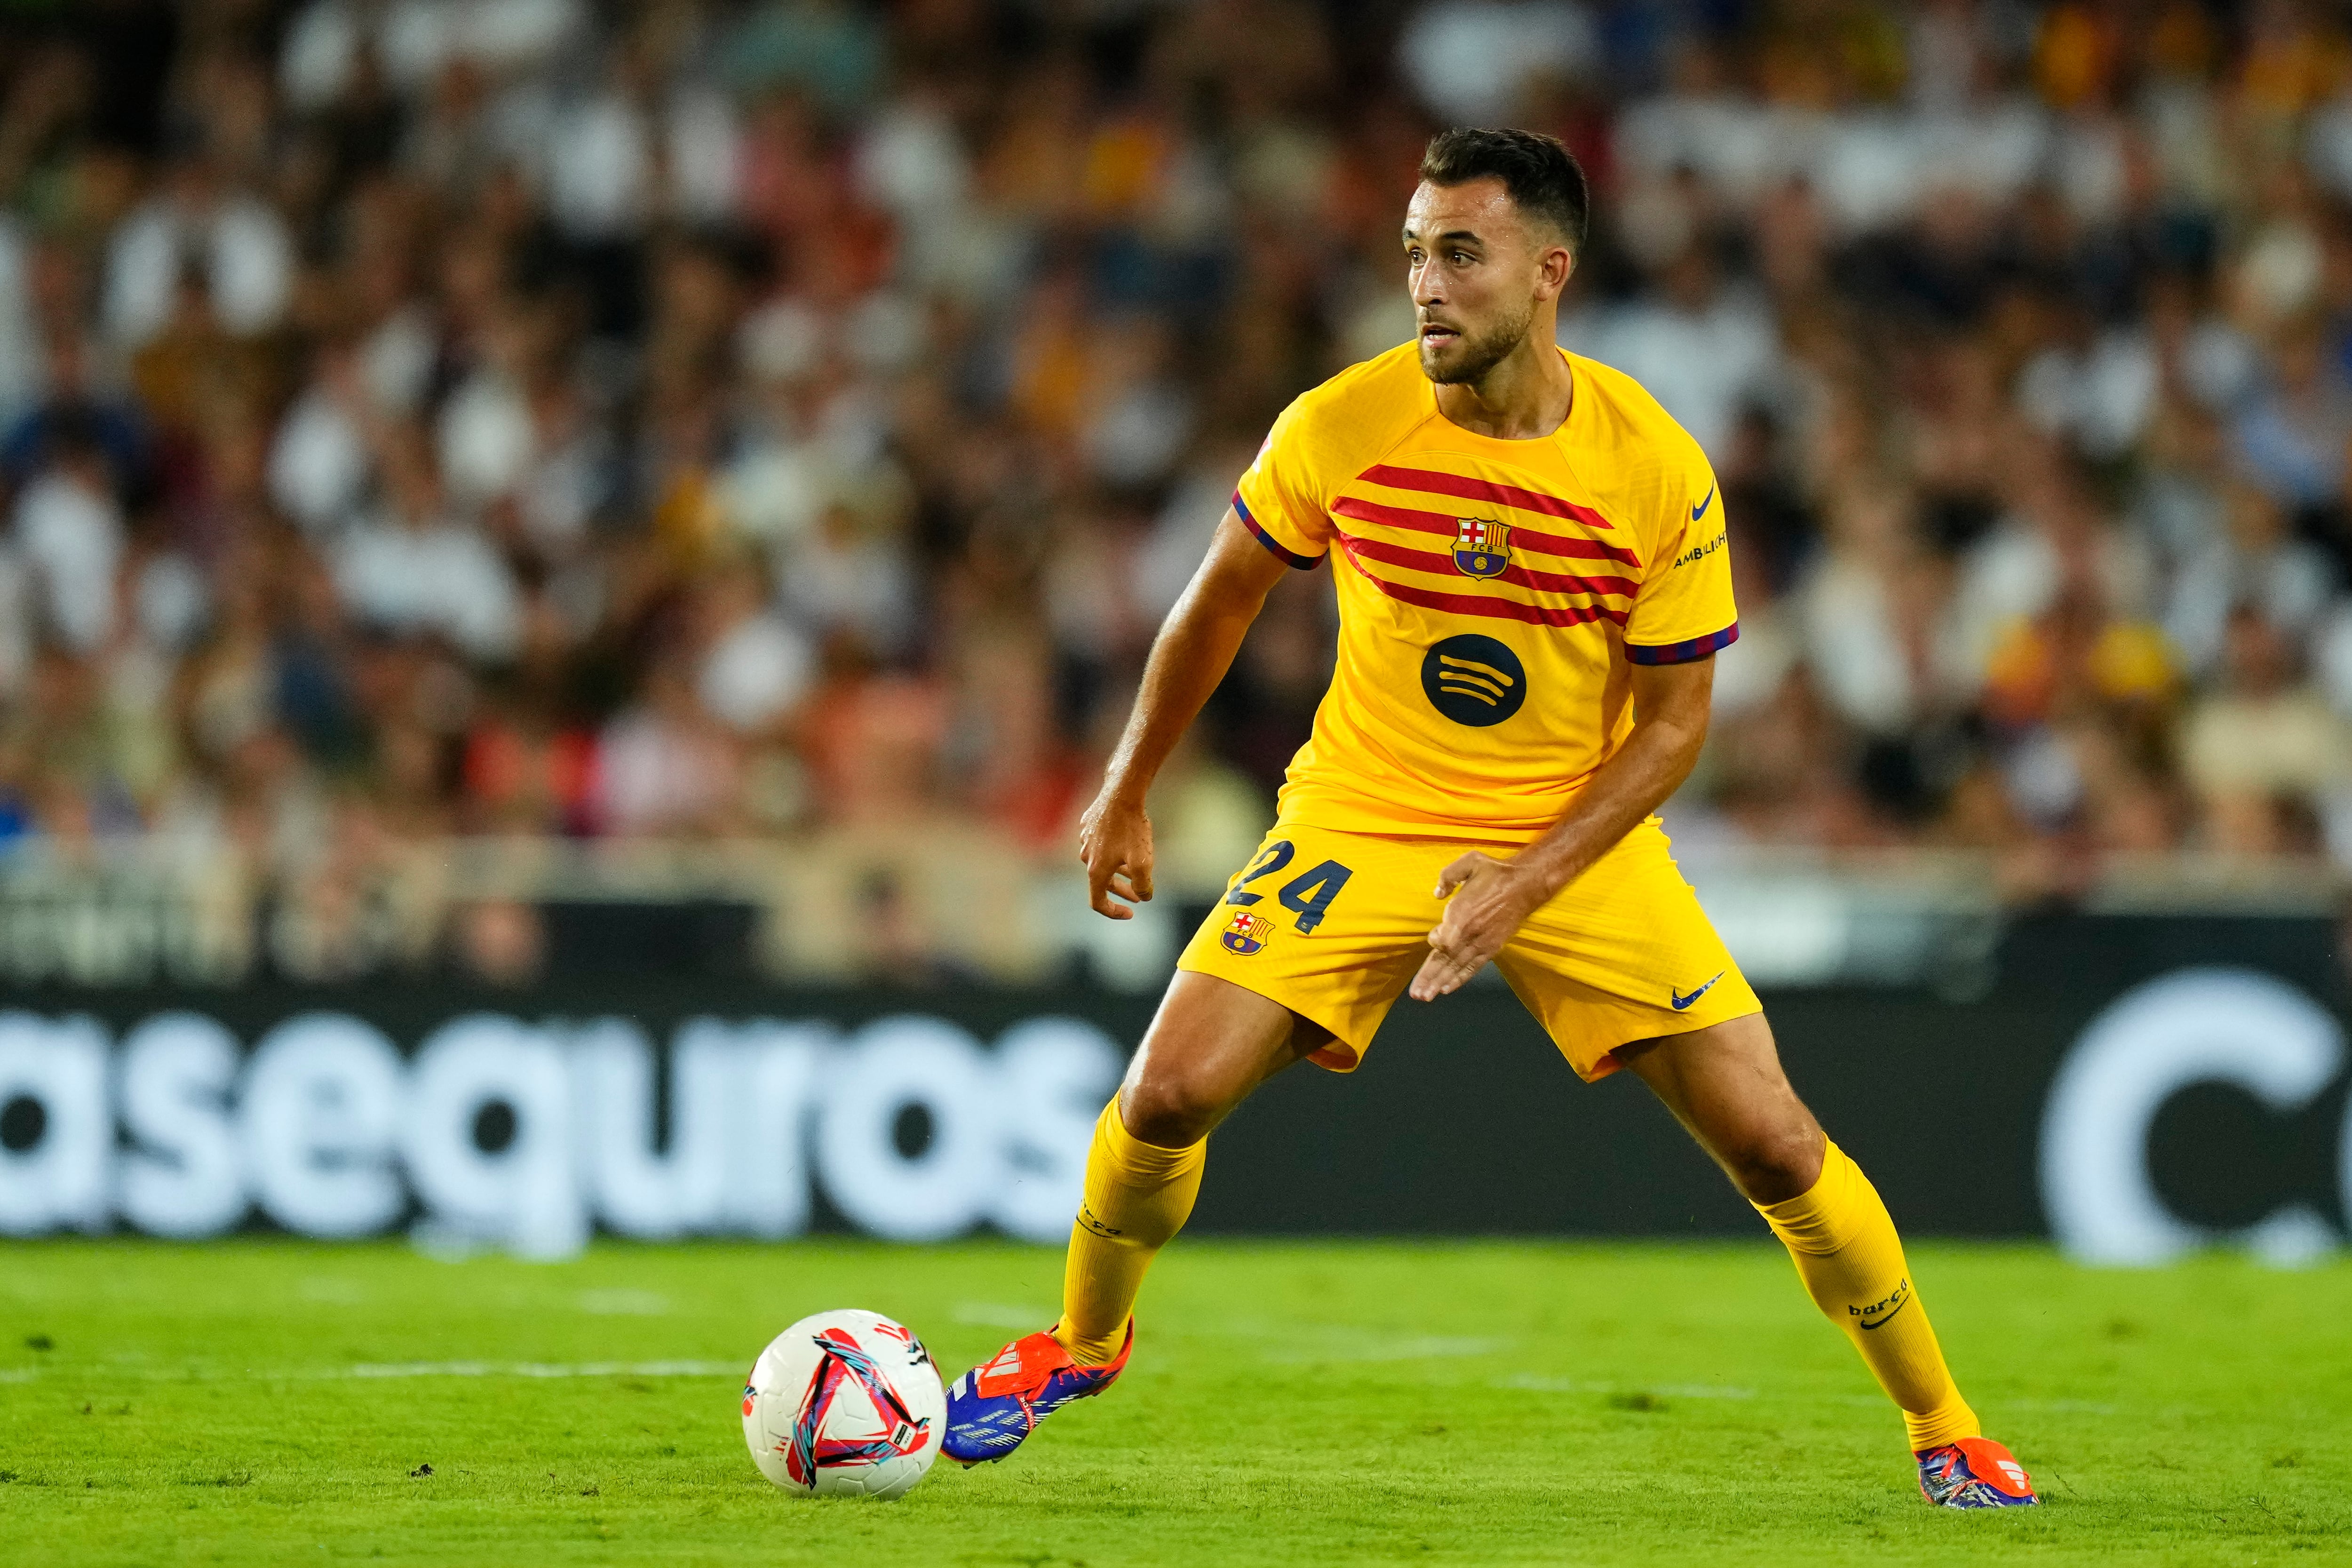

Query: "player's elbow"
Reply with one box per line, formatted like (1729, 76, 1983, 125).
(1643, 708, 1710, 788)
(1161, 570, 1271, 652)
(1673, 716, 1711, 778)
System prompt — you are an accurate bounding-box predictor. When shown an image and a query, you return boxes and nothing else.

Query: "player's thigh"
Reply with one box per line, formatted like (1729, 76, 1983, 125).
(1494, 818, 1762, 1081)
(1119, 971, 1332, 1145)
(1173, 820, 1442, 1074)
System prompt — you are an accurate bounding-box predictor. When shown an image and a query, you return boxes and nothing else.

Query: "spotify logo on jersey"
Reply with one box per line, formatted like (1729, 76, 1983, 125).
(1421, 634, 1527, 726)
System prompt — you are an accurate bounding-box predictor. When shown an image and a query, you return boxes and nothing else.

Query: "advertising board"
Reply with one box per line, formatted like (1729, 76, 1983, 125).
(0, 916, 2346, 1259)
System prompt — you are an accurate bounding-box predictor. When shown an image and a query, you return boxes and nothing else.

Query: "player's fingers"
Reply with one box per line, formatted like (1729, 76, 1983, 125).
(1431, 852, 1486, 899)
(1129, 859, 1154, 902)
(1410, 945, 1476, 1001)
(1418, 922, 1471, 979)
(1437, 908, 1502, 973)
(1407, 949, 1449, 1001)
(1087, 853, 1125, 915)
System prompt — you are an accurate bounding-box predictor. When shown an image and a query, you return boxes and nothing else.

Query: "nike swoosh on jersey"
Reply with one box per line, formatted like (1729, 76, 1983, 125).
(1691, 486, 1715, 521)
(1670, 972, 1724, 1011)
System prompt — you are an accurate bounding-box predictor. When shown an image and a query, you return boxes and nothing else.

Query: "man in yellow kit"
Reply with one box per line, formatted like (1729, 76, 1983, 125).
(941, 127, 2037, 1510)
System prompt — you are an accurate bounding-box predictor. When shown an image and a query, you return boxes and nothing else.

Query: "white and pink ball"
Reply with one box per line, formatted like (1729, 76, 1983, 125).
(741, 1309, 946, 1500)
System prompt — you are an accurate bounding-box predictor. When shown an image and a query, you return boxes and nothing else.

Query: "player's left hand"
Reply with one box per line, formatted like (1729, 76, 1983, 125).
(1410, 851, 1547, 1001)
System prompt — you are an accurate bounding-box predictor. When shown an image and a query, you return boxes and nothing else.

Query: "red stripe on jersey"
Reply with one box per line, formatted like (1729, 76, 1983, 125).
(1364, 575, 1627, 629)
(1336, 536, 1629, 628)
(1332, 528, 1639, 601)
(1359, 465, 1624, 534)
(1332, 494, 1643, 570)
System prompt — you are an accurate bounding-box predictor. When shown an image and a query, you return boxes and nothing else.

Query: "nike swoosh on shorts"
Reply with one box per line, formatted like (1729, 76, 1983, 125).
(1670, 972, 1724, 1011)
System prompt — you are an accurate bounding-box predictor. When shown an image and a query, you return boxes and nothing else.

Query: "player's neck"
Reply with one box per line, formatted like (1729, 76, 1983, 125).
(1431, 336, 1575, 442)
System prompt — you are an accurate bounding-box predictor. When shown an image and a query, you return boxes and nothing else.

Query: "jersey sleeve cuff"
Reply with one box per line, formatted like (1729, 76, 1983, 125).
(1624, 621, 1739, 665)
(1233, 492, 1323, 570)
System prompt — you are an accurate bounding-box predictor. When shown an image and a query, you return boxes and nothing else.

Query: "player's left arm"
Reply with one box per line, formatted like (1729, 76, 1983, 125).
(1408, 656, 1715, 1001)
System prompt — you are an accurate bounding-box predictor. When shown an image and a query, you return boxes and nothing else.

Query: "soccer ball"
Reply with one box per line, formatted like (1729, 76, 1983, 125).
(740, 1309, 946, 1500)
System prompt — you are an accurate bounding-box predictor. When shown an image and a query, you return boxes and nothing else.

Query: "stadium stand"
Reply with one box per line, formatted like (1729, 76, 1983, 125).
(2, 0, 2351, 984)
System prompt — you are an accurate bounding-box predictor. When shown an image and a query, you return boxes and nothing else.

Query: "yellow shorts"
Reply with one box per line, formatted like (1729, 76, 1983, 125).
(1176, 816, 1760, 1081)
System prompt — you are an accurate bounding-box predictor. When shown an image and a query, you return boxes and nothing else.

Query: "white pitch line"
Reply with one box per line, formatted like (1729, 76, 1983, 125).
(951, 1301, 1055, 1329)
(1263, 1335, 1510, 1364)
(343, 1360, 743, 1380)
(0, 1359, 2124, 1415)
(0, 1360, 745, 1383)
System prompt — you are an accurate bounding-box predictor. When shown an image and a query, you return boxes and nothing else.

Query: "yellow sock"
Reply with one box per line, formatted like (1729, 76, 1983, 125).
(1055, 1099, 1206, 1365)
(1754, 1139, 1979, 1451)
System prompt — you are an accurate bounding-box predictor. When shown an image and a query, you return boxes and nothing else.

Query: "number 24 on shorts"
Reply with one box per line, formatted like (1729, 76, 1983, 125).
(1222, 841, 1353, 934)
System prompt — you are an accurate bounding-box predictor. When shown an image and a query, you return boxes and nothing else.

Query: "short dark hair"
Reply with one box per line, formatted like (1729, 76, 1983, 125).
(1418, 127, 1589, 254)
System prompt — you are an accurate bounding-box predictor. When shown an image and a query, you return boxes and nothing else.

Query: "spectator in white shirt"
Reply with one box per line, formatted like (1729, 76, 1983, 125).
(10, 425, 124, 655)
(103, 149, 293, 350)
(332, 431, 520, 663)
(1571, 241, 1777, 459)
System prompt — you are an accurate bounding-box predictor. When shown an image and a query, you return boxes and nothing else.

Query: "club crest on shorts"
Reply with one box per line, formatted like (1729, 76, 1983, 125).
(1453, 517, 1511, 579)
(1221, 911, 1275, 956)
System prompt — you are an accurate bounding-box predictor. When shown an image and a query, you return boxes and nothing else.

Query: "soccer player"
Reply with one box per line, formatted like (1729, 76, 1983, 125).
(943, 128, 2037, 1510)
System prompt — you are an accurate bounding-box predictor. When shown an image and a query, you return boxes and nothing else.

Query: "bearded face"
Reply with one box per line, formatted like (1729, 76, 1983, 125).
(1403, 177, 1568, 396)
(1418, 294, 1536, 385)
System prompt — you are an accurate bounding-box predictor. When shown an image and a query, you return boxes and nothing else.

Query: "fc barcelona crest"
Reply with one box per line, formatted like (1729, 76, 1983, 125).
(1453, 517, 1511, 579)
(1221, 911, 1275, 956)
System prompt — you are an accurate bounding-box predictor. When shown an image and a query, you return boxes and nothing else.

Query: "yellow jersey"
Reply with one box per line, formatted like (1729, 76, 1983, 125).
(1232, 343, 1736, 843)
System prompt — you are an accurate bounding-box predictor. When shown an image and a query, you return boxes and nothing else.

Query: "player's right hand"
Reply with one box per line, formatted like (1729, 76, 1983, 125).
(1078, 788, 1154, 920)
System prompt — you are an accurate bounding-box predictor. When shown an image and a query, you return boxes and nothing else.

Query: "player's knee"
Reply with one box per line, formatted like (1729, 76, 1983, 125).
(1120, 1070, 1226, 1148)
(1722, 1121, 1824, 1204)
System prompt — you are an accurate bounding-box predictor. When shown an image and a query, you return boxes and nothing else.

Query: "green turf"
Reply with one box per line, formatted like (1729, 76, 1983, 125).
(0, 1239, 2346, 1567)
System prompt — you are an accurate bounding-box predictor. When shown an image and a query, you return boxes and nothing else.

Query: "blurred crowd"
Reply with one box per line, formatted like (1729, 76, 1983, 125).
(7, 0, 2352, 972)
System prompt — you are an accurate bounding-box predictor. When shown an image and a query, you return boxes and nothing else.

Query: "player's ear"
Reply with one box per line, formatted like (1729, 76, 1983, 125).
(1535, 240, 1574, 302)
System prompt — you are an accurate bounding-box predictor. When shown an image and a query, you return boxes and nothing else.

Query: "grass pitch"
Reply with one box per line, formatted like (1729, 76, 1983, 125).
(1, 1239, 2346, 1567)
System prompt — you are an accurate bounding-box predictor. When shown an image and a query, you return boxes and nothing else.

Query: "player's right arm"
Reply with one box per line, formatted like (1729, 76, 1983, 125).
(1079, 509, 1291, 920)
